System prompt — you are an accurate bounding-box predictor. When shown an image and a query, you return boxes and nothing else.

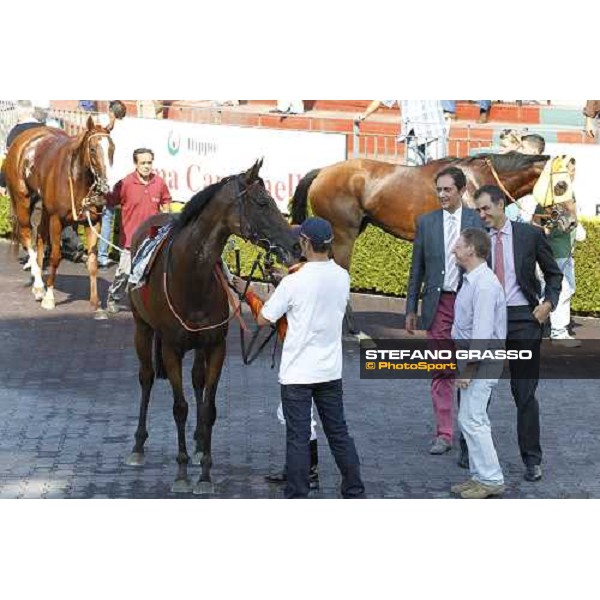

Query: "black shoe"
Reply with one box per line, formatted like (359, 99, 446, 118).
(265, 470, 287, 484)
(524, 464, 542, 482)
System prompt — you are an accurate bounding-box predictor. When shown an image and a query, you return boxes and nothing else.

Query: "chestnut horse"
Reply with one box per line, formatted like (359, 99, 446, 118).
(4, 116, 116, 313)
(125, 160, 300, 494)
(290, 152, 557, 274)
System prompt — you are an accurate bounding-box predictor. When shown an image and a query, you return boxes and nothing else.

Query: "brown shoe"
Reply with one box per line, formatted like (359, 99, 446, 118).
(451, 479, 476, 495)
(478, 110, 489, 124)
(461, 481, 505, 499)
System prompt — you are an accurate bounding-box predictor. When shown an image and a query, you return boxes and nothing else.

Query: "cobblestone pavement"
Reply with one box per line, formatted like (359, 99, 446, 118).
(1, 240, 599, 499)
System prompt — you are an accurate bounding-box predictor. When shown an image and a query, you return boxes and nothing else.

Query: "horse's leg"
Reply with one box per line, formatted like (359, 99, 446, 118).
(124, 311, 155, 467)
(332, 225, 361, 335)
(41, 215, 62, 310)
(36, 208, 48, 277)
(191, 348, 206, 466)
(193, 339, 226, 495)
(13, 193, 44, 299)
(85, 221, 101, 312)
(162, 343, 192, 493)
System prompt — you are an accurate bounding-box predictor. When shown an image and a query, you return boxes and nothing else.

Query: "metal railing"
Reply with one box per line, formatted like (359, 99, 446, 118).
(4, 102, 590, 166)
(351, 122, 590, 164)
(0, 100, 18, 155)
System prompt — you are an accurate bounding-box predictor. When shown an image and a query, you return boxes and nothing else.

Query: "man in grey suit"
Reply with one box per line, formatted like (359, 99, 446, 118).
(474, 184, 562, 482)
(406, 166, 485, 455)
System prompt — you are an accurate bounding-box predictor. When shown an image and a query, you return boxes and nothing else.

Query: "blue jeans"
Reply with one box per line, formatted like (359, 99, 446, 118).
(281, 379, 365, 499)
(98, 206, 115, 265)
(442, 100, 491, 113)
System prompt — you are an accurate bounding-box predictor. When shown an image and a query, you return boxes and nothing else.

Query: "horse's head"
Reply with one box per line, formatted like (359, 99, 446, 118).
(228, 159, 301, 266)
(531, 155, 578, 233)
(472, 152, 550, 201)
(81, 115, 115, 196)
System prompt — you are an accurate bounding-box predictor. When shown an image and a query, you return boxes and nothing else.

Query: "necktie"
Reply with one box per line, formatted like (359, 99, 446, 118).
(446, 215, 459, 290)
(494, 232, 505, 289)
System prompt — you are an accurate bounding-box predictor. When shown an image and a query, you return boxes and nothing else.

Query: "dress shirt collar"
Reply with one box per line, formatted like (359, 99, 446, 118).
(490, 217, 511, 237)
(462, 261, 487, 284)
(443, 206, 462, 223)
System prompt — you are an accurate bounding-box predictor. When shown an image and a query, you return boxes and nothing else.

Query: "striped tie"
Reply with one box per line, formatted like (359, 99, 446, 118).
(446, 214, 459, 291)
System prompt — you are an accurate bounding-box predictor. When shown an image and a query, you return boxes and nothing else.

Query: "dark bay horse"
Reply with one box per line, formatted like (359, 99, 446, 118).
(290, 152, 556, 274)
(4, 116, 116, 312)
(125, 160, 300, 494)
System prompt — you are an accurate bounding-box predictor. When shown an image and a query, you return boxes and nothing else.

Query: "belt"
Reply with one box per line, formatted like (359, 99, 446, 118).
(441, 291, 457, 295)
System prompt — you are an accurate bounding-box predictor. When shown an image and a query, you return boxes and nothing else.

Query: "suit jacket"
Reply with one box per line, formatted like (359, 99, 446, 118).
(500, 220, 563, 310)
(407, 207, 484, 331)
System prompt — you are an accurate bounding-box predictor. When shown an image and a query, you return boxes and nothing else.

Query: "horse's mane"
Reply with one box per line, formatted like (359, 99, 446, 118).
(459, 151, 550, 172)
(174, 175, 236, 232)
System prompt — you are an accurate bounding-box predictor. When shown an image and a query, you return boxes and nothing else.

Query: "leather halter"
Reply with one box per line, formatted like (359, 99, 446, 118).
(69, 131, 112, 221)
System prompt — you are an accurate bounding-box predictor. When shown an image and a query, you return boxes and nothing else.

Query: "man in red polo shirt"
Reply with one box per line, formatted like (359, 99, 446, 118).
(104, 147, 171, 314)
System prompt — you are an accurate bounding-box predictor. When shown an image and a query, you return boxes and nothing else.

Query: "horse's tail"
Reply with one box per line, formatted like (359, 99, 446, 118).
(154, 333, 167, 379)
(290, 168, 321, 224)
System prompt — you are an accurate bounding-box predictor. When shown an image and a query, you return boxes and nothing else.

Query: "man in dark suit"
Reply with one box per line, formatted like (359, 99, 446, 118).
(406, 166, 485, 455)
(473, 184, 562, 482)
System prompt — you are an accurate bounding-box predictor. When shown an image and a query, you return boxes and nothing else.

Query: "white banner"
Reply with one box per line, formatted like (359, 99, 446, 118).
(544, 142, 600, 217)
(109, 118, 347, 212)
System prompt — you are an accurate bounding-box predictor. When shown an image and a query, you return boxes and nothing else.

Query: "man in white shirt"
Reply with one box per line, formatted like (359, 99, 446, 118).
(451, 228, 507, 499)
(245, 217, 365, 499)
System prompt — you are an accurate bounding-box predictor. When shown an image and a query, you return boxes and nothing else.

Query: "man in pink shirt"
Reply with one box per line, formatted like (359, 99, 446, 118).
(103, 148, 171, 314)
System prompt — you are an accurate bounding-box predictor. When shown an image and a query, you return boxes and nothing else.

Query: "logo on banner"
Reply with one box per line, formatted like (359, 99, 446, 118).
(167, 130, 181, 156)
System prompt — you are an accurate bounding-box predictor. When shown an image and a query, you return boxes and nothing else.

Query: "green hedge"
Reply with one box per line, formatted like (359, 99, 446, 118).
(223, 220, 600, 317)
(0, 194, 12, 237)
(572, 218, 600, 315)
(2, 194, 599, 315)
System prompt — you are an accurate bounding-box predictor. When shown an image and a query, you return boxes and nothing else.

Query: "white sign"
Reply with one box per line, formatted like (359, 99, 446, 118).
(109, 118, 347, 212)
(544, 142, 600, 217)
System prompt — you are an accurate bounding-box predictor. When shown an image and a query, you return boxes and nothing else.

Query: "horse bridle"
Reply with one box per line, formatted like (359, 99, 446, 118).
(233, 175, 287, 270)
(70, 131, 113, 221)
(85, 131, 113, 192)
(485, 157, 574, 231)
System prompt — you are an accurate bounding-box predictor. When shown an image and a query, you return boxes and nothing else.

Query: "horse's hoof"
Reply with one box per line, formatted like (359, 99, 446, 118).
(94, 309, 109, 321)
(41, 298, 55, 310)
(124, 452, 145, 467)
(191, 452, 202, 466)
(193, 481, 215, 496)
(171, 479, 192, 494)
(32, 287, 45, 301)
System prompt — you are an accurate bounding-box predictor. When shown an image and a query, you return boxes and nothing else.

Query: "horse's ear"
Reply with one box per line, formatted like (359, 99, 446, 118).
(86, 115, 95, 131)
(245, 158, 264, 183)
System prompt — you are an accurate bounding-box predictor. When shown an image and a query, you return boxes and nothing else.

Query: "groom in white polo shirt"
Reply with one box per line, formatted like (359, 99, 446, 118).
(250, 217, 365, 499)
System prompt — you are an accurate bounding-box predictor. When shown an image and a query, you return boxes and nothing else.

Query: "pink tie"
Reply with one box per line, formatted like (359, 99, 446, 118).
(494, 232, 505, 289)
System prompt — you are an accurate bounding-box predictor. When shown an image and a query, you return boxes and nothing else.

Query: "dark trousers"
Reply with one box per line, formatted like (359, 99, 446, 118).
(506, 305, 543, 466)
(458, 306, 543, 467)
(281, 379, 365, 499)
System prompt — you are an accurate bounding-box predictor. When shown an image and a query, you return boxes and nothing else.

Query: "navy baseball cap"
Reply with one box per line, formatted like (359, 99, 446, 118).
(300, 217, 334, 244)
